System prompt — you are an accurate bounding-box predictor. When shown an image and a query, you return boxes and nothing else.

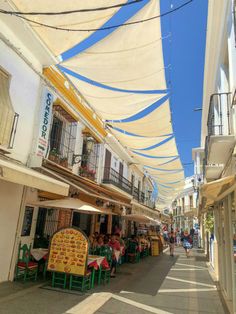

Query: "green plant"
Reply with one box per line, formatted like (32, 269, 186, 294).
(204, 212, 214, 233)
(50, 148, 59, 157)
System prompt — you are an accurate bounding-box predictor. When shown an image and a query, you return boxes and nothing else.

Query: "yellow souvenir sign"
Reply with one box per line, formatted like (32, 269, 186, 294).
(47, 227, 88, 276)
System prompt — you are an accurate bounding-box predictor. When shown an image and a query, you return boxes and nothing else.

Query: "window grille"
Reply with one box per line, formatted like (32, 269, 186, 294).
(80, 136, 100, 181)
(48, 106, 77, 167)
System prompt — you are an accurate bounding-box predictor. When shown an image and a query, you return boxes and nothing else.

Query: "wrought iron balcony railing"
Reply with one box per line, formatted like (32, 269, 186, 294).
(103, 167, 132, 195)
(102, 167, 151, 206)
(207, 92, 231, 137)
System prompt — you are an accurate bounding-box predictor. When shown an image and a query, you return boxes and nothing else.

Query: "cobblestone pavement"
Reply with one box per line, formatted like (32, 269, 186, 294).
(0, 247, 229, 314)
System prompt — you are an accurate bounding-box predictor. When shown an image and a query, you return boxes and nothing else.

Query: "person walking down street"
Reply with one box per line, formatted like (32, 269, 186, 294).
(169, 231, 175, 257)
(176, 230, 181, 246)
(182, 230, 192, 257)
(108, 234, 121, 278)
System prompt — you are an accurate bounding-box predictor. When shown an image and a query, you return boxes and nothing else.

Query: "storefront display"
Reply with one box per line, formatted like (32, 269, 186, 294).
(47, 227, 88, 276)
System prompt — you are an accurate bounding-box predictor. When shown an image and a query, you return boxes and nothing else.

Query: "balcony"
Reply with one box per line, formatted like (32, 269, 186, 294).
(205, 92, 236, 180)
(102, 167, 152, 206)
(103, 167, 132, 195)
(184, 205, 197, 217)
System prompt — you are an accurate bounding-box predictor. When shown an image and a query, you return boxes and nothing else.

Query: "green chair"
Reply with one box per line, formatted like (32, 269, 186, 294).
(52, 272, 67, 289)
(140, 244, 149, 258)
(69, 272, 91, 292)
(15, 243, 38, 282)
(97, 246, 112, 285)
(127, 241, 140, 263)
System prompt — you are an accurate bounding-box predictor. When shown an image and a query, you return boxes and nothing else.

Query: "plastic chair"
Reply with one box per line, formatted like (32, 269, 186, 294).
(15, 243, 38, 282)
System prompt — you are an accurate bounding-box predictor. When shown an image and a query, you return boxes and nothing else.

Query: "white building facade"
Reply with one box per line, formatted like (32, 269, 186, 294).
(172, 176, 198, 233)
(193, 1, 236, 312)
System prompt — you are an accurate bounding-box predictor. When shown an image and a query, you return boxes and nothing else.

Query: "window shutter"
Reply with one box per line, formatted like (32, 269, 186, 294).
(0, 68, 15, 147)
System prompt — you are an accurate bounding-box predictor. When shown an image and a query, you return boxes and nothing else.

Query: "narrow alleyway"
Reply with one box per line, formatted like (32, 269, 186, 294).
(0, 248, 228, 314)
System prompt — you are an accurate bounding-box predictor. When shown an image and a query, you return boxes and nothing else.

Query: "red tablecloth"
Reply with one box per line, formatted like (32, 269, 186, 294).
(87, 255, 110, 270)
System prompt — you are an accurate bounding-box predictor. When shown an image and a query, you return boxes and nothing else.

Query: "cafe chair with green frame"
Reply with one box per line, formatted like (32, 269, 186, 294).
(140, 244, 149, 258)
(69, 271, 91, 292)
(52, 272, 67, 289)
(127, 241, 140, 263)
(98, 246, 112, 285)
(15, 243, 38, 282)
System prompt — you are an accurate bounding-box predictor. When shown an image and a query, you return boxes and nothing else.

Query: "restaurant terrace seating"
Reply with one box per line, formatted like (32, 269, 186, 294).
(15, 243, 38, 282)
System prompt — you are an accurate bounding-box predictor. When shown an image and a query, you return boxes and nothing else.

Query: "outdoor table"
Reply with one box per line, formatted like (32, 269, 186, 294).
(87, 255, 109, 288)
(31, 248, 48, 261)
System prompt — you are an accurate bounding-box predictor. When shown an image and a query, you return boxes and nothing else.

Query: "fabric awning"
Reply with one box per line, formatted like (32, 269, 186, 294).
(0, 158, 69, 196)
(200, 175, 236, 208)
(41, 165, 131, 208)
(122, 214, 152, 224)
(34, 197, 117, 215)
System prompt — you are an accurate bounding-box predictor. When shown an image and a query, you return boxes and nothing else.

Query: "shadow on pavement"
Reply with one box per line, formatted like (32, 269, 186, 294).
(93, 253, 178, 296)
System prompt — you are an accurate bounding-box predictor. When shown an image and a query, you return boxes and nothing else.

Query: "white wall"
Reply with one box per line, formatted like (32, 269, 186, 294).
(0, 181, 23, 282)
(0, 39, 41, 164)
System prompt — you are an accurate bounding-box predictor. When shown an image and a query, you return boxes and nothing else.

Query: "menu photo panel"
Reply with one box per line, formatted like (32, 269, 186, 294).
(47, 227, 89, 276)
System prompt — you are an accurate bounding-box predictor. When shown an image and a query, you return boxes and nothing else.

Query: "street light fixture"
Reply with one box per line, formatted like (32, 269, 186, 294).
(191, 177, 202, 192)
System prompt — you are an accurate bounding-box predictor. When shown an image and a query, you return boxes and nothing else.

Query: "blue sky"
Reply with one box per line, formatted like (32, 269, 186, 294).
(161, 0, 208, 177)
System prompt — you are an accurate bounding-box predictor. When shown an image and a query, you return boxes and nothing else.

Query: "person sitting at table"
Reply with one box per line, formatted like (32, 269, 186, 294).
(96, 236, 104, 248)
(115, 233, 126, 260)
(108, 234, 121, 278)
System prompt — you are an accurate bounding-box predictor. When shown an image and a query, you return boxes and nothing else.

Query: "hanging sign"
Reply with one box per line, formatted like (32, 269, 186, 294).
(36, 88, 54, 158)
(47, 227, 88, 276)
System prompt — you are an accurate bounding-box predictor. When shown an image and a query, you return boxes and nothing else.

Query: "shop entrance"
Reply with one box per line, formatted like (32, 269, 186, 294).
(72, 212, 91, 236)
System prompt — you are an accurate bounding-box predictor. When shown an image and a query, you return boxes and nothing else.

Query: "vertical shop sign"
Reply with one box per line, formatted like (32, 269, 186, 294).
(36, 88, 54, 157)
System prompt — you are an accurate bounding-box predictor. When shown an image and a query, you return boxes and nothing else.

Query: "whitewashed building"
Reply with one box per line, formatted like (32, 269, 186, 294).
(172, 176, 198, 232)
(192, 1, 236, 312)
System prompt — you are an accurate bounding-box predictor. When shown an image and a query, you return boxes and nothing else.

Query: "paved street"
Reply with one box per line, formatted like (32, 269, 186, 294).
(0, 248, 229, 314)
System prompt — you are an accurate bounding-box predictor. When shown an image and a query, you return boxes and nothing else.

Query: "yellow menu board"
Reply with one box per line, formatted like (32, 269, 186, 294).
(47, 227, 88, 276)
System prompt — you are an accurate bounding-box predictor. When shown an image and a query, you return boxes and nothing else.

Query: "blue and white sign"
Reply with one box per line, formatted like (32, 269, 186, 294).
(36, 88, 54, 158)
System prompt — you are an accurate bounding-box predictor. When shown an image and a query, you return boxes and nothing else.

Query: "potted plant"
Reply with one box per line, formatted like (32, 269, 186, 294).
(48, 148, 60, 163)
(60, 157, 68, 168)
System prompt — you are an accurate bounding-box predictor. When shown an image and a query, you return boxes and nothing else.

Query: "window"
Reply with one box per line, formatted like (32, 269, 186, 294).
(0, 67, 18, 148)
(34, 207, 59, 248)
(80, 135, 100, 181)
(190, 195, 193, 208)
(21, 206, 34, 236)
(48, 104, 77, 167)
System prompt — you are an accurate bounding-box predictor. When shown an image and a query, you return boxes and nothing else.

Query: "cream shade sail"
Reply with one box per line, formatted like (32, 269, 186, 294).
(7, 0, 184, 207)
(60, 76, 167, 120)
(108, 100, 172, 136)
(10, 0, 128, 57)
(61, 0, 166, 91)
(110, 128, 171, 150)
(34, 197, 117, 215)
(0, 158, 69, 196)
(133, 138, 178, 157)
